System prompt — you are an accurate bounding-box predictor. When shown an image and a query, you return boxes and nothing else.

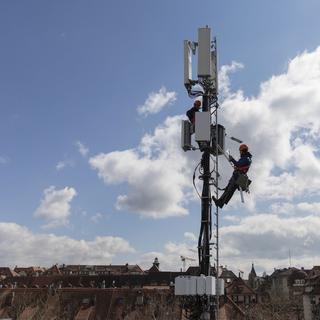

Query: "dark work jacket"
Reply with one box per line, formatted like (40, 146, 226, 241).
(186, 107, 199, 124)
(230, 152, 252, 174)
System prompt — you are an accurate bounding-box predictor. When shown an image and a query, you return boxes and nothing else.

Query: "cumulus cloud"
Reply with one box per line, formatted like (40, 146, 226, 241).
(90, 212, 103, 223)
(219, 61, 244, 98)
(184, 232, 197, 242)
(271, 202, 296, 215)
(208, 49, 320, 273)
(220, 212, 320, 274)
(297, 202, 320, 213)
(56, 160, 74, 171)
(137, 86, 177, 116)
(271, 201, 320, 215)
(89, 116, 198, 219)
(220, 48, 320, 203)
(0, 222, 134, 266)
(136, 210, 320, 274)
(90, 48, 320, 216)
(89, 47, 320, 273)
(139, 241, 197, 271)
(76, 141, 89, 157)
(34, 186, 77, 228)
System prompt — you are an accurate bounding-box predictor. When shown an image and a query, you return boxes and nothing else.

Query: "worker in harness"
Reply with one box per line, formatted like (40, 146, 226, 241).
(186, 100, 201, 126)
(212, 144, 252, 208)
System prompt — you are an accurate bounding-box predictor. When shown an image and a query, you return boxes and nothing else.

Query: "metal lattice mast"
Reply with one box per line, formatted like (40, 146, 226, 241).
(198, 35, 220, 318)
(213, 89, 220, 320)
(198, 89, 212, 277)
(212, 37, 220, 319)
(179, 27, 223, 320)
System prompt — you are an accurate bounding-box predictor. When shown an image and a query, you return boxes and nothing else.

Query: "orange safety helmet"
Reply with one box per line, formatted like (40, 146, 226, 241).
(194, 100, 201, 108)
(239, 144, 249, 153)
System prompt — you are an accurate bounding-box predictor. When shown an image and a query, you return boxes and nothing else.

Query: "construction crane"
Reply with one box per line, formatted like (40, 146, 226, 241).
(180, 255, 196, 272)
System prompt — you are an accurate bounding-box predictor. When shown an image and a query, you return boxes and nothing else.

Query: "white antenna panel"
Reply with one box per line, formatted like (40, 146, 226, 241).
(184, 40, 192, 85)
(198, 27, 211, 77)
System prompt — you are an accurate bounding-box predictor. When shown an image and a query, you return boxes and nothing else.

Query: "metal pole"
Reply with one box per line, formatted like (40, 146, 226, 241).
(199, 92, 211, 277)
(215, 100, 219, 320)
(183, 29, 220, 320)
(213, 37, 220, 320)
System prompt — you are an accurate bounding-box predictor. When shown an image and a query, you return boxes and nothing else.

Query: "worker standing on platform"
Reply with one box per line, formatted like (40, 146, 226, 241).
(212, 144, 252, 208)
(186, 100, 201, 127)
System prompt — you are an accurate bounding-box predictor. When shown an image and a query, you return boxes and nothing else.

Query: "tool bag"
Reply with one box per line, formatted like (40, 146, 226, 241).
(235, 173, 251, 191)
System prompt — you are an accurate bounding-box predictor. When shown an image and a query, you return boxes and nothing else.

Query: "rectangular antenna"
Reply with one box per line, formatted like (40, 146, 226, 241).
(198, 27, 211, 77)
(184, 40, 192, 85)
(211, 49, 218, 91)
(181, 120, 192, 151)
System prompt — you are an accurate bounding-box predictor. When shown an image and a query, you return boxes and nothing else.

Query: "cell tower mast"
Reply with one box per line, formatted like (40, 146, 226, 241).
(177, 26, 224, 320)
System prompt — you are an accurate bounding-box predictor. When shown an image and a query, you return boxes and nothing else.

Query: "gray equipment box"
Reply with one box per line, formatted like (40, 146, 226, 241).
(195, 112, 211, 142)
(181, 120, 192, 151)
(211, 124, 225, 155)
(174, 276, 224, 296)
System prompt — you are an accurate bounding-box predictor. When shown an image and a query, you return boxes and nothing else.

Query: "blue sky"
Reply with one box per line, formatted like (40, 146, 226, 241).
(1, 0, 320, 274)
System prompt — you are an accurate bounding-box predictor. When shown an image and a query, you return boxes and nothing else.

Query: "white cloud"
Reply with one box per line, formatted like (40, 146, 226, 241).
(219, 61, 244, 98)
(137, 212, 320, 274)
(0, 222, 134, 266)
(138, 241, 197, 271)
(90, 47, 320, 273)
(89, 116, 198, 219)
(220, 212, 320, 274)
(89, 47, 320, 217)
(137, 86, 177, 116)
(76, 141, 89, 157)
(223, 215, 241, 222)
(271, 201, 320, 215)
(271, 202, 296, 215)
(90, 212, 103, 223)
(56, 160, 74, 171)
(220, 47, 320, 204)
(34, 186, 77, 228)
(137, 210, 320, 274)
(297, 202, 320, 213)
(184, 232, 197, 242)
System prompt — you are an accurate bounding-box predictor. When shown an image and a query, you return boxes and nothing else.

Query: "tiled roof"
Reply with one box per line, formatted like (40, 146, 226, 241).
(14, 266, 45, 275)
(60, 264, 144, 274)
(0, 267, 19, 278)
(220, 268, 237, 279)
(74, 306, 95, 320)
(270, 267, 299, 278)
(226, 277, 256, 295)
(18, 306, 38, 320)
(148, 265, 160, 273)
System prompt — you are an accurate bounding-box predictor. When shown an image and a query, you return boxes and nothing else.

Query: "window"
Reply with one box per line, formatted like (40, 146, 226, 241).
(293, 279, 305, 286)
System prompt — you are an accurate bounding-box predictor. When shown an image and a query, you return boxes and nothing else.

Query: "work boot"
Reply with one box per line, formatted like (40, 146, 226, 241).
(212, 196, 224, 209)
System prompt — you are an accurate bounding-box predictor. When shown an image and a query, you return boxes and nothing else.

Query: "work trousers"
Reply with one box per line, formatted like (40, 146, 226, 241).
(219, 172, 239, 205)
